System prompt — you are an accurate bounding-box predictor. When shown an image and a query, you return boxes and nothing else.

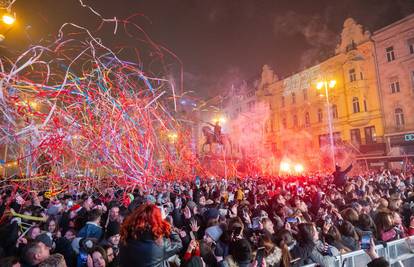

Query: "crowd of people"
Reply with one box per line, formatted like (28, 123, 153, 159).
(0, 165, 413, 267)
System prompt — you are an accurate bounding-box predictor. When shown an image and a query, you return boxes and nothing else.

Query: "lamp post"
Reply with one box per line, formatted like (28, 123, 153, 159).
(0, 12, 16, 42)
(316, 79, 336, 169)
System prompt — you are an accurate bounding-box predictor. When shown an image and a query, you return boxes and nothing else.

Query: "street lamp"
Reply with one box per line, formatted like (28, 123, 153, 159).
(167, 132, 178, 144)
(212, 116, 226, 124)
(2, 13, 15, 25)
(316, 79, 336, 169)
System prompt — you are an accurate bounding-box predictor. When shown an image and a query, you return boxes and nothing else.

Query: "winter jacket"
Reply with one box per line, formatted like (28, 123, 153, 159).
(291, 240, 338, 267)
(119, 231, 183, 267)
(77, 222, 103, 240)
(333, 164, 353, 187)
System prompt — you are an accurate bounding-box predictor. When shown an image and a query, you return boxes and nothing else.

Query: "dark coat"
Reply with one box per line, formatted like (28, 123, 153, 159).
(367, 257, 389, 267)
(119, 231, 183, 267)
(333, 164, 353, 187)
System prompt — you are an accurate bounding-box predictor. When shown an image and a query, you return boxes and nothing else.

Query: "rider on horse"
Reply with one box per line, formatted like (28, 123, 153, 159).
(207, 121, 222, 144)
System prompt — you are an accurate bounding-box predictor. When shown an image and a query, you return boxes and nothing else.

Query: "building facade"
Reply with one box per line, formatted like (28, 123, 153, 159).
(257, 18, 387, 169)
(372, 14, 414, 158)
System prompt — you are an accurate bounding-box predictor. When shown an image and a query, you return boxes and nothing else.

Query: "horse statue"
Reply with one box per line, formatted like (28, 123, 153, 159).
(202, 125, 232, 154)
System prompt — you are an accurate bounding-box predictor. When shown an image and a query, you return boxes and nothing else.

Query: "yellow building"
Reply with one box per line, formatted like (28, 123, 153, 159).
(257, 18, 386, 169)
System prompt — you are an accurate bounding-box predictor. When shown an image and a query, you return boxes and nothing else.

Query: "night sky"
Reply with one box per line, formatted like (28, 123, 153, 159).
(4, 0, 414, 97)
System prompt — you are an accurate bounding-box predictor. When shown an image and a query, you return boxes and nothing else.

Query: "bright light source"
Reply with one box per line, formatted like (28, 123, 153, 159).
(316, 81, 324, 90)
(2, 14, 15, 25)
(294, 164, 304, 173)
(212, 116, 226, 124)
(29, 101, 38, 109)
(280, 162, 291, 173)
(167, 132, 178, 143)
(329, 80, 337, 88)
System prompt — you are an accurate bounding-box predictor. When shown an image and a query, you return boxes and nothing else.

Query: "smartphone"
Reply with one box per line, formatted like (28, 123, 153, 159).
(256, 247, 265, 267)
(286, 217, 298, 223)
(361, 231, 372, 250)
(297, 186, 304, 195)
(252, 217, 261, 230)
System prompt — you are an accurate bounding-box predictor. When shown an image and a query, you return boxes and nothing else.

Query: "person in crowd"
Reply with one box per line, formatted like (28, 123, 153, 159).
(338, 220, 360, 251)
(0, 256, 21, 267)
(333, 163, 353, 188)
(291, 223, 338, 267)
(39, 253, 67, 267)
(100, 244, 117, 267)
(44, 217, 61, 240)
(87, 247, 107, 267)
(119, 203, 183, 267)
(77, 210, 103, 240)
(21, 241, 51, 267)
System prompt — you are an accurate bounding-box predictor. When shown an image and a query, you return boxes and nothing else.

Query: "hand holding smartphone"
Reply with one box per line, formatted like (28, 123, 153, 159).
(361, 231, 372, 250)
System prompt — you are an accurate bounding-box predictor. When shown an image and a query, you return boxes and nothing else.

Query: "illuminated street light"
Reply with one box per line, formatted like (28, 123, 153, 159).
(167, 132, 178, 143)
(316, 79, 337, 169)
(212, 116, 226, 124)
(2, 14, 15, 25)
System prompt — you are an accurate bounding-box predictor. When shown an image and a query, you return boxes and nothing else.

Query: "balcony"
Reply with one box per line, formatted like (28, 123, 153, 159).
(358, 137, 386, 155)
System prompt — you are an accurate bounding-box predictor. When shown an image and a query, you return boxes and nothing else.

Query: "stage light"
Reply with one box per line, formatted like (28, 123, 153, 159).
(2, 14, 15, 25)
(294, 164, 304, 173)
(280, 162, 290, 173)
(329, 80, 337, 88)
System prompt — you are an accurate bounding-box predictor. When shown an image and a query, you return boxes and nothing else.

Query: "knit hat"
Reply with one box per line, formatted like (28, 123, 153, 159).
(204, 208, 219, 221)
(106, 221, 120, 238)
(205, 225, 223, 242)
(69, 204, 82, 213)
(146, 195, 156, 204)
(35, 233, 54, 249)
(47, 204, 62, 216)
(186, 200, 197, 210)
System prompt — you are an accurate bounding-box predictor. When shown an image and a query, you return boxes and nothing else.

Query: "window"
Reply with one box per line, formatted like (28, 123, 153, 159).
(303, 89, 308, 101)
(350, 129, 361, 145)
(292, 92, 296, 104)
(360, 72, 364, 80)
(293, 114, 298, 127)
(363, 98, 368, 112)
(352, 97, 360, 113)
(390, 79, 400, 93)
(364, 126, 376, 144)
(395, 108, 405, 128)
(408, 38, 414, 54)
(305, 112, 310, 128)
(332, 104, 338, 119)
(281, 96, 285, 107)
(386, 46, 395, 62)
(282, 117, 287, 128)
(349, 68, 357, 82)
(317, 108, 323, 123)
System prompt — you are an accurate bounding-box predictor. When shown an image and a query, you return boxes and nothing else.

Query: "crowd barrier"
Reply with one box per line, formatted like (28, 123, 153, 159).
(302, 236, 414, 267)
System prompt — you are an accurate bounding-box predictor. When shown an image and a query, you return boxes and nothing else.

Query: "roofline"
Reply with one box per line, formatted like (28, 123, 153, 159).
(373, 13, 414, 36)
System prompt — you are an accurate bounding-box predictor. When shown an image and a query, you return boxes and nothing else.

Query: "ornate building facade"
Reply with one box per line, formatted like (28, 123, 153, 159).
(372, 14, 414, 158)
(257, 18, 386, 169)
